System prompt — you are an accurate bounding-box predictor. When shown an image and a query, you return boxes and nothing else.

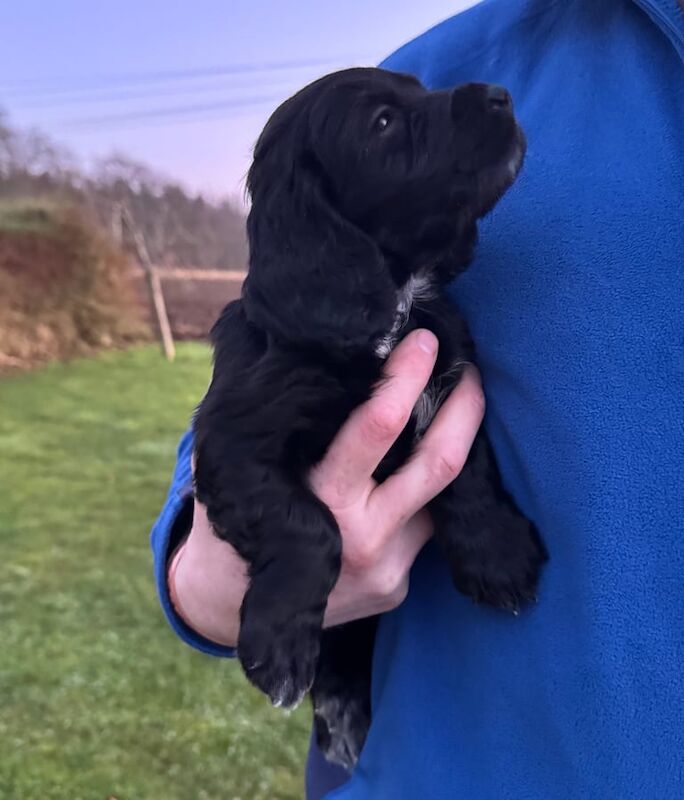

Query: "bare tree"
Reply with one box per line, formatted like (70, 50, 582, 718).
(0, 115, 248, 269)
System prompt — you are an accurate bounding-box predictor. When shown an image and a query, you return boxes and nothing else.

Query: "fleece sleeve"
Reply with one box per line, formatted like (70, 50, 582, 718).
(149, 429, 236, 658)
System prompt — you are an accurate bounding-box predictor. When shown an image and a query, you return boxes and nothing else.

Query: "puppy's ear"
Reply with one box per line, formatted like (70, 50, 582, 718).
(243, 136, 396, 352)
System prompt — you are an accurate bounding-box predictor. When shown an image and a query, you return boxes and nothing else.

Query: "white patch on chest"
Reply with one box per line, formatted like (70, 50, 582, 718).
(374, 270, 459, 440)
(374, 272, 434, 359)
(413, 383, 440, 437)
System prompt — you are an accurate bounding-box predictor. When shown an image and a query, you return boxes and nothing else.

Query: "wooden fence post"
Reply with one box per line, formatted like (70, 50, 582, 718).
(121, 205, 176, 362)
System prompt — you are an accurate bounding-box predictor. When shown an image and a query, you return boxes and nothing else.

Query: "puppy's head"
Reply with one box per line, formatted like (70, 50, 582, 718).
(243, 67, 525, 353)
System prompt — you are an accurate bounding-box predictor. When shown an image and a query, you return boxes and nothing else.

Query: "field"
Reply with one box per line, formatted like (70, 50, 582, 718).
(0, 344, 310, 800)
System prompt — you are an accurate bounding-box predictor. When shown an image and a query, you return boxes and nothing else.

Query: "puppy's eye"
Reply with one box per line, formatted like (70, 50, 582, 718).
(373, 110, 393, 134)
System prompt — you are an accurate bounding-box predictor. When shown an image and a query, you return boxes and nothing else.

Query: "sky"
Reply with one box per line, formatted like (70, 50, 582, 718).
(0, 0, 479, 203)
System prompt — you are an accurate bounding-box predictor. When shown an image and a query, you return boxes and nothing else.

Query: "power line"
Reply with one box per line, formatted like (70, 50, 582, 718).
(64, 93, 286, 130)
(67, 109, 273, 133)
(0, 55, 371, 97)
(6, 74, 304, 111)
(2, 54, 375, 134)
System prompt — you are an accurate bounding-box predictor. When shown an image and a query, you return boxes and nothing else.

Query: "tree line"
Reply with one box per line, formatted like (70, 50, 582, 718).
(0, 111, 248, 269)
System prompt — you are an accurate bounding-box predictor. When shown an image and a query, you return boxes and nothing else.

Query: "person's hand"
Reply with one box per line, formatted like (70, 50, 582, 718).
(169, 329, 485, 647)
(311, 331, 484, 626)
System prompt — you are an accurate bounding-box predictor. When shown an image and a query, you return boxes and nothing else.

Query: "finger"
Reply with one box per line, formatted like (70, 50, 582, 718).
(310, 329, 438, 509)
(371, 365, 484, 525)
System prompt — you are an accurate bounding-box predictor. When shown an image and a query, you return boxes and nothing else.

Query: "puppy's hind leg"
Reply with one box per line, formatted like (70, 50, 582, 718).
(429, 431, 548, 612)
(311, 617, 377, 770)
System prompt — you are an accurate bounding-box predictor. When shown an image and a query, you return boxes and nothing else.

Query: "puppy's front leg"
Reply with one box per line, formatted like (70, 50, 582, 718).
(234, 483, 342, 709)
(429, 431, 548, 612)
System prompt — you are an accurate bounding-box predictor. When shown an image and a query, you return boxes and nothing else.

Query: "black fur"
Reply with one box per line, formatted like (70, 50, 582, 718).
(193, 68, 548, 769)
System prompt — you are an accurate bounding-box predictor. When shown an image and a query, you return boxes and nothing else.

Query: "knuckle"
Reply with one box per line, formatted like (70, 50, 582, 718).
(307, 464, 325, 497)
(467, 385, 486, 421)
(428, 451, 467, 484)
(371, 570, 408, 607)
(365, 400, 409, 440)
(389, 580, 410, 608)
(311, 472, 342, 508)
(346, 537, 382, 571)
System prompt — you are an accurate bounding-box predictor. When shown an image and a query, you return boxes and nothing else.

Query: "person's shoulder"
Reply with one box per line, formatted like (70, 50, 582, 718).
(380, 0, 565, 89)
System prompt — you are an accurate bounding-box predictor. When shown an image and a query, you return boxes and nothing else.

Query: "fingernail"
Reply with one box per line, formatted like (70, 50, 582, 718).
(416, 330, 437, 355)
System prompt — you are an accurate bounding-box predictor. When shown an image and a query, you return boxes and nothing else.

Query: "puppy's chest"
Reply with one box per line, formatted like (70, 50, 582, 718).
(374, 276, 469, 438)
(373, 276, 426, 360)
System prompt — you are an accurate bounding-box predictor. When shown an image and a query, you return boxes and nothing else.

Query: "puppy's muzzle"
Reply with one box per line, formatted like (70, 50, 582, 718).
(451, 82, 515, 119)
(484, 85, 512, 112)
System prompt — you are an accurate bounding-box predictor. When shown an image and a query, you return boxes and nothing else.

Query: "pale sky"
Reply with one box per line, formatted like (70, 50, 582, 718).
(0, 1, 479, 203)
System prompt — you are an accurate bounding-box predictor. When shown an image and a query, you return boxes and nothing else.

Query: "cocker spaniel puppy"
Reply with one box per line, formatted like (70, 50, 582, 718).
(193, 68, 547, 769)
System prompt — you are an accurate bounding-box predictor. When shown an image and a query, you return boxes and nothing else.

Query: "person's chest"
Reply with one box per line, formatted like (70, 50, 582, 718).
(446, 0, 684, 520)
(334, 5, 684, 800)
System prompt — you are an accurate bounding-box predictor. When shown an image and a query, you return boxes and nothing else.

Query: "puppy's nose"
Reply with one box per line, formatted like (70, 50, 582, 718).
(486, 85, 512, 111)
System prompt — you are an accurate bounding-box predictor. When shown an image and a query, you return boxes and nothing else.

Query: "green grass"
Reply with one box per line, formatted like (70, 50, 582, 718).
(0, 344, 311, 800)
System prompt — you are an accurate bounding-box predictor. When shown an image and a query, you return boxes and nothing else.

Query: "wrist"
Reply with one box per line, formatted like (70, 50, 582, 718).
(167, 503, 246, 648)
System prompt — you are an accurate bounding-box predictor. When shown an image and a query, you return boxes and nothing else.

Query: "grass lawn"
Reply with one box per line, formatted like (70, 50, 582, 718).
(0, 344, 311, 800)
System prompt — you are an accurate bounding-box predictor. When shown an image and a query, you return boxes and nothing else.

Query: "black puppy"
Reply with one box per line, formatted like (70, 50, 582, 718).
(193, 68, 547, 769)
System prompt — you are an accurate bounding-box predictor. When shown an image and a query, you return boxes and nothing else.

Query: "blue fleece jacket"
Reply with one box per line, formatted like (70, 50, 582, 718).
(151, 1, 684, 797)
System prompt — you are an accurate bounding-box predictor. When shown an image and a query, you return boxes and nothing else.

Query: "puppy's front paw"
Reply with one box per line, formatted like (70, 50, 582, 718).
(449, 509, 548, 613)
(238, 613, 321, 709)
